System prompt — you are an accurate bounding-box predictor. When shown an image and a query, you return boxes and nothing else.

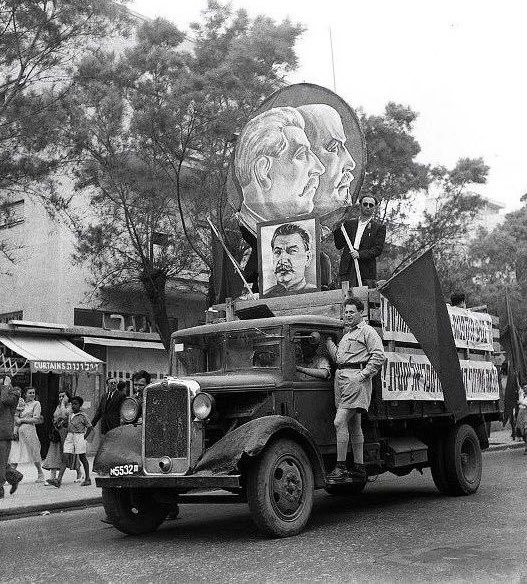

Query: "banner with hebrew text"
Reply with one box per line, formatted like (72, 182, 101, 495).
(382, 352, 499, 401)
(381, 296, 494, 351)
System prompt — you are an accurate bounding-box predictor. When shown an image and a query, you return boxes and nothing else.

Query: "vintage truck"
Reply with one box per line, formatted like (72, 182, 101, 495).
(94, 287, 502, 538)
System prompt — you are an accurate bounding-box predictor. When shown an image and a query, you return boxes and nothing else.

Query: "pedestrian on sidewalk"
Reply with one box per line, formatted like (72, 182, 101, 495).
(0, 378, 23, 498)
(48, 395, 92, 488)
(516, 384, 527, 455)
(88, 377, 126, 439)
(42, 390, 83, 484)
(9, 387, 45, 483)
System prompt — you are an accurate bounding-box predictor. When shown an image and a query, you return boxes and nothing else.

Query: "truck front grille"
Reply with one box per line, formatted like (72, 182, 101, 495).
(143, 381, 190, 474)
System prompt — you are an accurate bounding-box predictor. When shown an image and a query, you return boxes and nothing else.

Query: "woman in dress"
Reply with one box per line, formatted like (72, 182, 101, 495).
(42, 390, 83, 483)
(8, 393, 26, 466)
(10, 387, 45, 482)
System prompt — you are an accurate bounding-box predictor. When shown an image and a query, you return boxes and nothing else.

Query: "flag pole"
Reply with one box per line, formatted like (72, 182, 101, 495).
(329, 27, 337, 92)
(340, 224, 363, 287)
(207, 217, 256, 300)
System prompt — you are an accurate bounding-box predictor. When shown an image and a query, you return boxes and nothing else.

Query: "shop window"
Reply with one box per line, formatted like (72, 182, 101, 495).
(74, 309, 154, 332)
(74, 308, 104, 328)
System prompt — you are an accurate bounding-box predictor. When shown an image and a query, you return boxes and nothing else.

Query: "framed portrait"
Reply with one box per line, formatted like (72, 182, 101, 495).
(258, 216, 321, 299)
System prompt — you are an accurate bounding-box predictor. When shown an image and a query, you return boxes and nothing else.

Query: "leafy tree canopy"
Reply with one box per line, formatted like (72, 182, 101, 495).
(56, 1, 304, 347)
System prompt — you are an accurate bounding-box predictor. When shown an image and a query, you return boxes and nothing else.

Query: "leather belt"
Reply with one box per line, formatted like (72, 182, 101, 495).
(337, 363, 366, 370)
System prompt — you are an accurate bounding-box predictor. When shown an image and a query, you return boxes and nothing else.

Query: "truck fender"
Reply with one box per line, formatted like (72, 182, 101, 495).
(93, 424, 142, 475)
(193, 415, 326, 488)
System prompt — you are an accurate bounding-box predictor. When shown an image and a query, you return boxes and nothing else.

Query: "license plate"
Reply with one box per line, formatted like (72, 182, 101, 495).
(109, 464, 140, 477)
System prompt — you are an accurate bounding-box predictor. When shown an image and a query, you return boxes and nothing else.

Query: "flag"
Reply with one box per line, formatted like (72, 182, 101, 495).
(379, 249, 469, 420)
(210, 228, 244, 305)
(501, 295, 527, 428)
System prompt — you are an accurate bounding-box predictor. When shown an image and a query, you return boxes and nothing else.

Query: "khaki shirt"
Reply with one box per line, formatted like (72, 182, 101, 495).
(333, 321, 385, 378)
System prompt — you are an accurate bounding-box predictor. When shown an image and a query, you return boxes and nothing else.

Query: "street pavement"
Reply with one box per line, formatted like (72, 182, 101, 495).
(0, 427, 525, 520)
(1, 448, 526, 583)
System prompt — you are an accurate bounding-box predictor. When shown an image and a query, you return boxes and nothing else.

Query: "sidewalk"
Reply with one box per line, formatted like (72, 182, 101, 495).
(487, 426, 527, 453)
(1, 428, 526, 520)
(0, 456, 102, 521)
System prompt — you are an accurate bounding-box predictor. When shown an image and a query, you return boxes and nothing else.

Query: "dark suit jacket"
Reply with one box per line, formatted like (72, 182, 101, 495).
(0, 385, 20, 441)
(92, 388, 126, 435)
(334, 218, 386, 285)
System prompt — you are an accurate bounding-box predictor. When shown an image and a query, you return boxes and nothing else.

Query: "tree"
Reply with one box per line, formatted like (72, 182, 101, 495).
(466, 202, 527, 340)
(399, 157, 488, 283)
(0, 0, 128, 261)
(360, 103, 430, 227)
(57, 2, 304, 348)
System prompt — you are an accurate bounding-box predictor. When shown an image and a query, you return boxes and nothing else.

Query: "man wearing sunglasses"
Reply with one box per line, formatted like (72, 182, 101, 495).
(333, 194, 386, 287)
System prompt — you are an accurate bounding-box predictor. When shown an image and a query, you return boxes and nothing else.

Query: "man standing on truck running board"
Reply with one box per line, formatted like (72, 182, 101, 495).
(326, 296, 385, 481)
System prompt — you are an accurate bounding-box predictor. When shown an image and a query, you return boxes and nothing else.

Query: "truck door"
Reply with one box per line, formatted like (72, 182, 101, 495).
(290, 328, 335, 449)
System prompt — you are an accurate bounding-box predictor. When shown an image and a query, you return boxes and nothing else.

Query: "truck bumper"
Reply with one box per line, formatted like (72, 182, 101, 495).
(95, 473, 241, 490)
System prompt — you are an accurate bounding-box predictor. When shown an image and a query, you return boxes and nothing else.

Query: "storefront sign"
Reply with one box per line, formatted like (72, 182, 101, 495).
(382, 352, 499, 401)
(31, 361, 101, 374)
(381, 296, 494, 351)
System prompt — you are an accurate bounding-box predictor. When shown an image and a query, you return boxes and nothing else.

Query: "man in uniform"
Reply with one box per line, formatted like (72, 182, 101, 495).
(326, 297, 385, 481)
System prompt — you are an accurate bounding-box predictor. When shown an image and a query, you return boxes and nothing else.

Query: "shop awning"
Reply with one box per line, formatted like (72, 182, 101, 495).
(82, 337, 166, 350)
(0, 335, 103, 374)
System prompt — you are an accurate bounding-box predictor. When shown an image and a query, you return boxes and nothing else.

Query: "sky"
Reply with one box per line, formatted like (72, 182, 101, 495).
(131, 0, 527, 213)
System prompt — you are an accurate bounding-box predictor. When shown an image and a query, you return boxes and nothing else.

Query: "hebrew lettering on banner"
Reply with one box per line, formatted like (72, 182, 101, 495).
(380, 295, 494, 352)
(382, 352, 499, 401)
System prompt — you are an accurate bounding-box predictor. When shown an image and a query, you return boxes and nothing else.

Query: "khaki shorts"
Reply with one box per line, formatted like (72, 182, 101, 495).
(334, 369, 372, 411)
(63, 432, 87, 454)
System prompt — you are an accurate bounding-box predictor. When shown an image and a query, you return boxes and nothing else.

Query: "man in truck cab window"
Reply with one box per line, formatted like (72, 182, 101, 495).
(295, 332, 331, 380)
(326, 296, 385, 481)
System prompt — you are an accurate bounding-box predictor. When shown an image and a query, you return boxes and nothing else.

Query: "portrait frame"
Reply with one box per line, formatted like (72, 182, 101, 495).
(258, 216, 321, 299)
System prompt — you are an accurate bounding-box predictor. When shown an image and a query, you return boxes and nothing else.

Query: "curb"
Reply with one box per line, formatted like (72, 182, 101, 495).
(486, 442, 526, 453)
(0, 496, 102, 522)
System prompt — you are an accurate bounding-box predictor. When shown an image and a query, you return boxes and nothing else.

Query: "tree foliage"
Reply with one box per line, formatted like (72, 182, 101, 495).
(57, 1, 304, 347)
(0, 0, 128, 261)
(464, 203, 527, 340)
(360, 102, 429, 228)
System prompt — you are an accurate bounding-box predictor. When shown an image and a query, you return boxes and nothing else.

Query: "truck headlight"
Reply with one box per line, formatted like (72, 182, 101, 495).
(120, 397, 141, 424)
(192, 392, 214, 420)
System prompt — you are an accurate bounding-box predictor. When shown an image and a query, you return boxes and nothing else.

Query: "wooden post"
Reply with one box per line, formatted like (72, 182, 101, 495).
(225, 297, 235, 321)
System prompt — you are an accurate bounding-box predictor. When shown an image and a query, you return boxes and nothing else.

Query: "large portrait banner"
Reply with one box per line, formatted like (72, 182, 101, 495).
(227, 82, 367, 236)
(258, 216, 320, 298)
(381, 295, 494, 352)
(382, 352, 499, 402)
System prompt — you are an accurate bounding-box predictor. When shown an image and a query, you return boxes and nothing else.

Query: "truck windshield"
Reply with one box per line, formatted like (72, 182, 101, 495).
(173, 328, 281, 375)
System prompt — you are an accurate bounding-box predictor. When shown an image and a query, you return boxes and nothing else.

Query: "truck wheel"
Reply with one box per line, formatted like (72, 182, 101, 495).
(102, 488, 169, 535)
(246, 438, 314, 538)
(430, 437, 450, 495)
(443, 424, 482, 496)
(325, 480, 367, 496)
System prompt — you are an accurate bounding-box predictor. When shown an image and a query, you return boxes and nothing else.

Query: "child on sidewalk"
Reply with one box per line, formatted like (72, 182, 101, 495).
(48, 396, 92, 487)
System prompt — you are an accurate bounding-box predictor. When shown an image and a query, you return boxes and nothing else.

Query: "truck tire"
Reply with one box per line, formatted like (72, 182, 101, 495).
(443, 424, 482, 496)
(325, 480, 367, 497)
(246, 438, 314, 538)
(430, 437, 450, 495)
(102, 488, 169, 535)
